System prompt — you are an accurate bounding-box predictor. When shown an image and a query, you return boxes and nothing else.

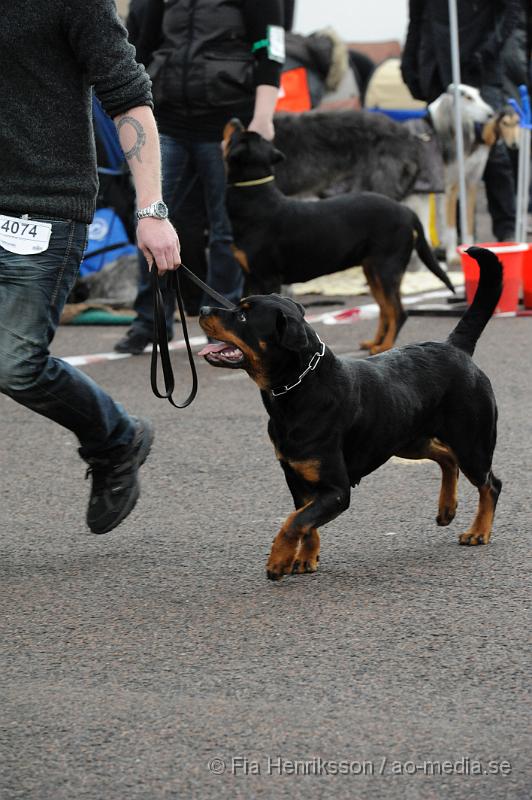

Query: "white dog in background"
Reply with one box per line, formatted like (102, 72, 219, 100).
(428, 85, 520, 265)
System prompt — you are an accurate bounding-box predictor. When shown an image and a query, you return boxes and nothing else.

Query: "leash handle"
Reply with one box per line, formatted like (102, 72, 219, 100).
(150, 263, 235, 409)
(150, 268, 198, 409)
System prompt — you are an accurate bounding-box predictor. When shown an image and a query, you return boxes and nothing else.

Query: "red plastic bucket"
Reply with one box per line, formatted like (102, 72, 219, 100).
(522, 243, 532, 309)
(458, 242, 527, 313)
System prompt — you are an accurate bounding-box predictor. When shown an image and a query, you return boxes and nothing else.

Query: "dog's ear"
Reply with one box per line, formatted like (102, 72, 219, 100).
(226, 141, 248, 164)
(271, 147, 285, 164)
(284, 296, 305, 316)
(276, 309, 309, 351)
(223, 118, 244, 139)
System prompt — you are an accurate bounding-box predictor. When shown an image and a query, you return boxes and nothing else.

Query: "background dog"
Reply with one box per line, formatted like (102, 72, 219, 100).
(428, 85, 520, 264)
(224, 120, 454, 354)
(198, 247, 502, 581)
(272, 86, 518, 265)
(273, 108, 422, 201)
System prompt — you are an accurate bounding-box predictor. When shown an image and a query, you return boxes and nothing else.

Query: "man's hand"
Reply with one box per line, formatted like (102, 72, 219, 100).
(137, 217, 181, 273)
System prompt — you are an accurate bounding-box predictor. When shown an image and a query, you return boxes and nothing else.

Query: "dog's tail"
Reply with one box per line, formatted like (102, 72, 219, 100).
(412, 216, 455, 293)
(447, 247, 502, 355)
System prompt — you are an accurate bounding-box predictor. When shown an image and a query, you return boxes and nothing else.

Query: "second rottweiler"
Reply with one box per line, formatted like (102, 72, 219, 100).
(223, 119, 455, 354)
(199, 247, 502, 581)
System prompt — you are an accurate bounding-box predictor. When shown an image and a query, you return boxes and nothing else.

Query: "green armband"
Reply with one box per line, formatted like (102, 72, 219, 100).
(251, 26, 285, 63)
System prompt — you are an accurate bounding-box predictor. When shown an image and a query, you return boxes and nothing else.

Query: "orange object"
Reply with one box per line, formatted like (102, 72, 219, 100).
(275, 67, 312, 113)
(458, 242, 527, 314)
(522, 244, 532, 309)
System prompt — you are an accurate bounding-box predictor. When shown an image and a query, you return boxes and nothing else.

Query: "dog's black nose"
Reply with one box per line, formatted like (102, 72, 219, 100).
(199, 306, 211, 317)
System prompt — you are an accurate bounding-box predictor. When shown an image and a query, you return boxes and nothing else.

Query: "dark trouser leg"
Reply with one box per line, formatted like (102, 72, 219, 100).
(171, 178, 208, 316)
(194, 141, 244, 306)
(0, 217, 135, 459)
(480, 83, 516, 241)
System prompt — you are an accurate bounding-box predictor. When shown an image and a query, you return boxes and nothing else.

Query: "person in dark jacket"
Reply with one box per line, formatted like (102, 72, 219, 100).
(115, 0, 284, 355)
(401, 0, 522, 242)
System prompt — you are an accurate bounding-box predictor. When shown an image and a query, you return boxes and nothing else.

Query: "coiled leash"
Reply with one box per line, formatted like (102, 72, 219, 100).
(150, 264, 235, 408)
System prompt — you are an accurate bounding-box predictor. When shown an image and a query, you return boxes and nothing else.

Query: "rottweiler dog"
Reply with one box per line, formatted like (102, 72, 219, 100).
(198, 247, 502, 581)
(223, 119, 455, 355)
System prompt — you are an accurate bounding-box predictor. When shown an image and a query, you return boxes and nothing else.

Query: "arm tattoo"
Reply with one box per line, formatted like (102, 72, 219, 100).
(116, 116, 147, 163)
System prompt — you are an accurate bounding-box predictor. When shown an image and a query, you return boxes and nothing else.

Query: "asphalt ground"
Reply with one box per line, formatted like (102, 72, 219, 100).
(1, 300, 531, 800)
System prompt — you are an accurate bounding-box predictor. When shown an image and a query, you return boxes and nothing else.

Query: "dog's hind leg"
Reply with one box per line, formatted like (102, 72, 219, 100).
(396, 438, 459, 526)
(360, 266, 389, 352)
(458, 469, 502, 546)
(367, 272, 406, 354)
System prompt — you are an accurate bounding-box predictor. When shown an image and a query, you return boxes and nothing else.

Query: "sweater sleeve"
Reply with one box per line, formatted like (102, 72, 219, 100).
(242, 0, 284, 87)
(64, 0, 153, 117)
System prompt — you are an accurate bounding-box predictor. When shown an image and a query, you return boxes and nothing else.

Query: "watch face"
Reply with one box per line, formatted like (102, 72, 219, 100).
(155, 201, 168, 218)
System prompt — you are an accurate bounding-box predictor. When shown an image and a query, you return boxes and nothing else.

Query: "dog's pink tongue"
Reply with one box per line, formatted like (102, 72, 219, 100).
(197, 342, 227, 356)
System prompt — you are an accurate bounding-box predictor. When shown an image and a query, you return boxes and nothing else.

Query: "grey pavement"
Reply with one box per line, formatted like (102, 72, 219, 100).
(1, 304, 531, 800)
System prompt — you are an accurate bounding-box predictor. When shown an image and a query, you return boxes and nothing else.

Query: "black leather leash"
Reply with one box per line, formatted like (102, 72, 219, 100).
(150, 264, 235, 408)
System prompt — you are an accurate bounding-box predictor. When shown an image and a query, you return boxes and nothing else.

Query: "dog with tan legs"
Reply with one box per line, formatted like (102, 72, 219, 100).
(223, 119, 454, 355)
(198, 246, 503, 580)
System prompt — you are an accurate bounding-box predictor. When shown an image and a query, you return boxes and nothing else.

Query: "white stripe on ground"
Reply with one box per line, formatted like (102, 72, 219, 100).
(63, 288, 526, 369)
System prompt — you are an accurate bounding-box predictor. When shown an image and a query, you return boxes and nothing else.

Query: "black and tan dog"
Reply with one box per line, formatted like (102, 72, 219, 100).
(199, 246, 502, 581)
(223, 119, 454, 355)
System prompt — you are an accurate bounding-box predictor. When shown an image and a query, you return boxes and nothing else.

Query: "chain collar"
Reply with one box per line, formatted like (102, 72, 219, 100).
(271, 334, 326, 397)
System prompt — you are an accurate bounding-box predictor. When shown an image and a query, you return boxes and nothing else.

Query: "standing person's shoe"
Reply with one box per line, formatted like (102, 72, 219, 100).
(85, 418, 154, 534)
(114, 329, 153, 355)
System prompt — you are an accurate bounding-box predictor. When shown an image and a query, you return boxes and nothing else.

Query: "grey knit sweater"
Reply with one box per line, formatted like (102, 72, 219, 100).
(0, 0, 153, 223)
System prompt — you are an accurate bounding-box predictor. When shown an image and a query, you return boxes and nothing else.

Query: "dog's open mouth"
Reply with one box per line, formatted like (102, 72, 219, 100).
(198, 341, 245, 367)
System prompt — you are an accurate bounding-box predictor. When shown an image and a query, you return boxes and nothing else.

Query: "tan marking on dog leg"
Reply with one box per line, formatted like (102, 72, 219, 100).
(231, 244, 250, 273)
(369, 293, 398, 354)
(287, 458, 320, 484)
(396, 438, 459, 526)
(266, 503, 312, 580)
(292, 528, 320, 574)
(360, 268, 388, 350)
(459, 484, 495, 546)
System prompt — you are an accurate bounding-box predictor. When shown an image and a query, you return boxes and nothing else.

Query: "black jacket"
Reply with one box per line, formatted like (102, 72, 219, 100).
(135, 0, 283, 139)
(401, 0, 522, 102)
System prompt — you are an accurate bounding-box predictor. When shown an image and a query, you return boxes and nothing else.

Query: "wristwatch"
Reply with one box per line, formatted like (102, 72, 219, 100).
(136, 200, 169, 220)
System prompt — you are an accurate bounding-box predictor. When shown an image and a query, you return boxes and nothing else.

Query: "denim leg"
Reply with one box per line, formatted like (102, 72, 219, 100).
(132, 135, 197, 337)
(194, 141, 244, 306)
(0, 217, 135, 458)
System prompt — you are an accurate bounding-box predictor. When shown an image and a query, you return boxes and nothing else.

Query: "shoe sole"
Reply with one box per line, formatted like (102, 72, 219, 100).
(90, 420, 154, 535)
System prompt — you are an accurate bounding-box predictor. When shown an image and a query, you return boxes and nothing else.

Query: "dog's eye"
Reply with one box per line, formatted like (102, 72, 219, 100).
(237, 310, 247, 323)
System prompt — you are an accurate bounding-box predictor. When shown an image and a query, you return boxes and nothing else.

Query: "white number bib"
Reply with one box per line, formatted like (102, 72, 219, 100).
(0, 214, 52, 255)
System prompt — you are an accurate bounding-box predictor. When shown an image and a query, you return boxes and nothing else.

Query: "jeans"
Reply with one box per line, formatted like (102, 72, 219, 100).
(132, 135, 244, 338)
(0, 214, 135, 459)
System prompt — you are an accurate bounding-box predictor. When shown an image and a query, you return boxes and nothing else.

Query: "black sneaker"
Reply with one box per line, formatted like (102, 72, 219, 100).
(85, 417, 154, 534)
(114, 329, 153, 355)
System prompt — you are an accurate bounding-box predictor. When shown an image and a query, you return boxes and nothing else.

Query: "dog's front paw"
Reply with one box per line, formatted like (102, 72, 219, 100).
(369, 342, 391, 355)
(266, 557, 296, 581)
(459, 529, 490, 546)
(291, 555, 319, 575)
(437, 504, 457, 526)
